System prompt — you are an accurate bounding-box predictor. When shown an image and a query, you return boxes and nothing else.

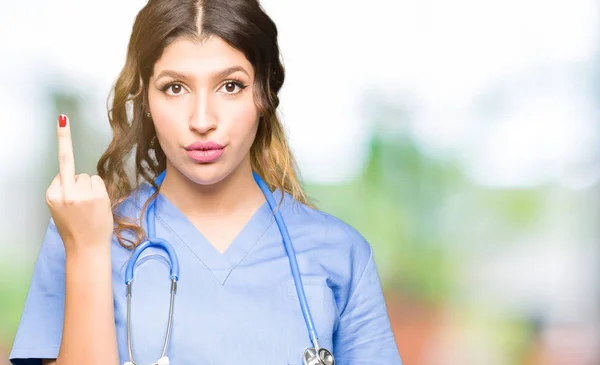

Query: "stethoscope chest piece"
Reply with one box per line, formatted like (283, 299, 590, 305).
(303, 348, 335, 365)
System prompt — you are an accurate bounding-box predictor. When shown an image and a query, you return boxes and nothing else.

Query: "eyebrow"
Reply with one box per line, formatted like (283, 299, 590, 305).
(154, 66, 250, 83)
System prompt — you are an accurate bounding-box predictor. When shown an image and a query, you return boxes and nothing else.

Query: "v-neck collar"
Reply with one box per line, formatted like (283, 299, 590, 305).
(132, 183, 293, 285)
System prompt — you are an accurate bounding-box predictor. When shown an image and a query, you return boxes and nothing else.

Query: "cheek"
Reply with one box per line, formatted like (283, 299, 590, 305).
(148, 92, 187, 142)
(222, 100, 259, 144)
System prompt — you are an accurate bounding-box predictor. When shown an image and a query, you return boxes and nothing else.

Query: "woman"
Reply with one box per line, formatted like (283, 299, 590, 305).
(9, 0, 402, 364)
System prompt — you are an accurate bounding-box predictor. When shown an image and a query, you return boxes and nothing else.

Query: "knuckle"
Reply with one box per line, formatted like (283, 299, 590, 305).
(93, 194, 106, 203)
(91, 175, 105, 184)
(91, 176, 108, 195)
(46, 184, 58, 196)
(45, 191, 59, 204)
(64, 196, 77, 206)
(78, 190, 92, 202)
(58, 154, 70, 165)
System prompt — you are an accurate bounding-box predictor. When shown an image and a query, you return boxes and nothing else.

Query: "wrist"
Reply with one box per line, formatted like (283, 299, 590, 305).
(65, 241, 112, 259)
(65, 245, 113, 284)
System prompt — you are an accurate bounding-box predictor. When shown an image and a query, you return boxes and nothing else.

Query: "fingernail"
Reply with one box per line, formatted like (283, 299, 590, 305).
(58, 114, 67, 128)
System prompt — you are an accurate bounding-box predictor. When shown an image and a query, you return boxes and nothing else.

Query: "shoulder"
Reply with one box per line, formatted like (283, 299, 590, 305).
(113, 183, 153, 218)
(281, 191, 373, 263)
(280, 192, 375, 313)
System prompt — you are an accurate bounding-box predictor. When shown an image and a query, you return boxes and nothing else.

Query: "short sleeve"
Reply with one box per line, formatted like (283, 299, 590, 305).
(333, 247, 403, 364)
(9, 219, 65, 365)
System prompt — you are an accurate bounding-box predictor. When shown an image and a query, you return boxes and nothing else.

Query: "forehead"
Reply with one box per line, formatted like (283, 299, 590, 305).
(152, 36, 254, 78)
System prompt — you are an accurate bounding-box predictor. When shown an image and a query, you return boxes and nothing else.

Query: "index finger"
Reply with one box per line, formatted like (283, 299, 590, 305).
(57, 114, 75, 188)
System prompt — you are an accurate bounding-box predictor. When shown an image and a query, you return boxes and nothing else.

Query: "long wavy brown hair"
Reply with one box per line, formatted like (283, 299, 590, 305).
(97, 0, 309, 249)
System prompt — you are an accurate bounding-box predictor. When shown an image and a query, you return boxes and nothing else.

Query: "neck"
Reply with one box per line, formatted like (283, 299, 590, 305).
(158, 158, 265, 219)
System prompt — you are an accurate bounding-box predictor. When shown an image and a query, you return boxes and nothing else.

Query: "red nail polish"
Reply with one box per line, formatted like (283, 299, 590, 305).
(58, 114, 67, 128)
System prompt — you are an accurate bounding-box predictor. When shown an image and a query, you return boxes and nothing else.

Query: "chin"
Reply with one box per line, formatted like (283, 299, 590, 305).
(180, 162, 236, 187)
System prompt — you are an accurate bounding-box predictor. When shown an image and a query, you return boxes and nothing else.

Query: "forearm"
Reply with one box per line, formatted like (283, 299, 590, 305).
(57, 245, 119, 365)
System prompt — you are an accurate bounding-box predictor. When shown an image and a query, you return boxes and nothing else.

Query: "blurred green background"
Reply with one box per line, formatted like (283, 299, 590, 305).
(1, 1, 599, 364)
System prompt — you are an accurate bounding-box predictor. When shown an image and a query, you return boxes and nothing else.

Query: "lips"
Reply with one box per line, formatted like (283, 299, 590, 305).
(184, 141, 225, 151)
(184, 141, 225, 163)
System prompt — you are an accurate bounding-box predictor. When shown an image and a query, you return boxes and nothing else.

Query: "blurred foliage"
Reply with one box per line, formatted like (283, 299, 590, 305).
(305, 128, 547, 307)
(0, 261, 32, 347)
(305, 135, 460, 304)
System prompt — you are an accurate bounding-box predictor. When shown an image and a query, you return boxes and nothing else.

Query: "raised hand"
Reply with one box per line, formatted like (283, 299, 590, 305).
(45, 114, 114, 251)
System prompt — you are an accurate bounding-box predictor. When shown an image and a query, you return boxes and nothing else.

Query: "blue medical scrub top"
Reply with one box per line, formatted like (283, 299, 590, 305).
(10, 183, 402, 364)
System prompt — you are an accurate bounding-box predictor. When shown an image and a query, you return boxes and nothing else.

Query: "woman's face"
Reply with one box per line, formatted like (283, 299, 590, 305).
(147, 36, 260, 185)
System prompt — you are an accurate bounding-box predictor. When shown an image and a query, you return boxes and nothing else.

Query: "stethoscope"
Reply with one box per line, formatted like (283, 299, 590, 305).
(123, 170, 335, 365)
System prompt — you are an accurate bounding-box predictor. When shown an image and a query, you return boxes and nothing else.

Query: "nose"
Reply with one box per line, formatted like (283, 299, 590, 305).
(189, 91, 217, 134)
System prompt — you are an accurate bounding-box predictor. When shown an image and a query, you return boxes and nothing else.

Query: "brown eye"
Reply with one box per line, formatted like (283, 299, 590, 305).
(218, 80, 246, 95)
(171, 84, 183, 94)
(224, 82, 237, 93)
(162, 82, 188, 96)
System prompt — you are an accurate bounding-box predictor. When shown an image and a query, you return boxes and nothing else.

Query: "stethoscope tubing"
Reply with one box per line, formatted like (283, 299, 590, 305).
(251, 171, 320, 345)
(123, 170, 329, 364)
